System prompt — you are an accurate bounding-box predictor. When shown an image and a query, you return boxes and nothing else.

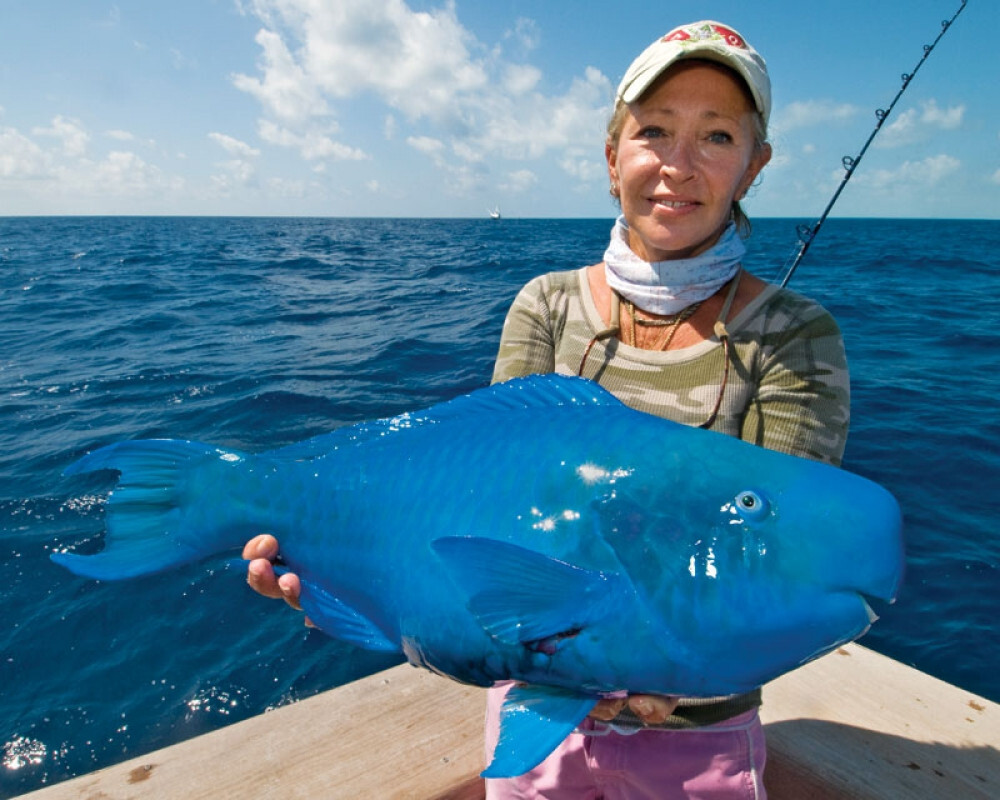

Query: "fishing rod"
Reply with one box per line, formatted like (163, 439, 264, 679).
(777, 0, 967, 288)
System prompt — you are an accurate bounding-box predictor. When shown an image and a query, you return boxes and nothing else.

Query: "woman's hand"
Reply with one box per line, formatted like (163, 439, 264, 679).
(589, 694, 679, 725)
(243, 534, 311, 623)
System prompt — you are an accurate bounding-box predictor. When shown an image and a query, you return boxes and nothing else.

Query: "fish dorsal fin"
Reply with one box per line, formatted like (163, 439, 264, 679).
(266, 428, 362, 461)
(432, 375, 622, 421)
(267, 375, 622, 461)
(266, 413, 442, 460)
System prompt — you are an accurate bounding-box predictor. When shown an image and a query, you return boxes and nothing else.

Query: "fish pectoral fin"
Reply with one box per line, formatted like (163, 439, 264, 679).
(432, 536, 625, 646)
(483, 684, 596, 778)
(298, 580, 399, 653)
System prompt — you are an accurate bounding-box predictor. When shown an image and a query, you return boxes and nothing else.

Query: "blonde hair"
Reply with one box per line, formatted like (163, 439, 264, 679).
(605, 60, 769, 239)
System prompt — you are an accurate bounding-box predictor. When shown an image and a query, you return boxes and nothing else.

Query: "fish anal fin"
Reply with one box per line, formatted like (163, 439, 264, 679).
(483, 684, 596, 778)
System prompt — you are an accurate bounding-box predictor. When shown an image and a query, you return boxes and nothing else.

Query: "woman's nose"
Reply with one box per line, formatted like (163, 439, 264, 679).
(659, 139, 696, 182)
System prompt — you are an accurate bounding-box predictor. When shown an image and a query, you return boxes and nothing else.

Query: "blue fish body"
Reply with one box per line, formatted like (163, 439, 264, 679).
(52, 374, 904, 776)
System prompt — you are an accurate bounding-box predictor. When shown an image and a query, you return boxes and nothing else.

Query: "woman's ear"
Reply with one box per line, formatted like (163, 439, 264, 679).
(606, 140, 620, 198)
(738, 142, 772, 200)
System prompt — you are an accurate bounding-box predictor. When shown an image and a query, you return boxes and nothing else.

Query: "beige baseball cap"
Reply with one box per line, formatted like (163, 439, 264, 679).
(616, 20, 771, 125)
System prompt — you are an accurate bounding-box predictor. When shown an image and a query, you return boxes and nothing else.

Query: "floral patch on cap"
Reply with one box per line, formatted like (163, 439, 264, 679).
(664, 22, 747, 50)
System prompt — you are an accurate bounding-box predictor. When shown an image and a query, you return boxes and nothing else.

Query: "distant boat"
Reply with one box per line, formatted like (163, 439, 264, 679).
(488, 206, 501, 220)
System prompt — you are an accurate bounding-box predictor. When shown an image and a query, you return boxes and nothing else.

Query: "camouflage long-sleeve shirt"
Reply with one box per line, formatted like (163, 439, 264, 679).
(492, 267, 849, 466)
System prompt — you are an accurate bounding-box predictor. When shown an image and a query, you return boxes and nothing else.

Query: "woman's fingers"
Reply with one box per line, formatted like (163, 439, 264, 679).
(588, 694, 679, 725)
(244, 534, 303, 612)
(589, 697, 628, 721)
(627, 694, 679, 725)
(247, 556, 283, 599)
(275, 571, 303, 611)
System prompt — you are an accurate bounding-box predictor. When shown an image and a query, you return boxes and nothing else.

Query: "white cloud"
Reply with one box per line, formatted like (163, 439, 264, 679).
(106, 129, 157, 150)
(0, 117, 186, 211)
(506, 17, 541, 52)
(774, 100, 858, 132)
(86, 151, 181, 196)
(211, 161, 258, 193)
(208, 134, 261, 191)
(559, 154, 604, 183)
(407, 136, 446, 159)
(879, 109, 919, 146)
(258, 119, 367, 161)
(209, 132, 261, 158)
(501, 168, 538, 193)
(30, 149, 185, 203)
(265, 176, 311, 197)
(503, 64, 542, 95)
(170, 48, 198, 71)
(0, 126, 50, 178)
(451, 139, 483, 164)
(920, 99, 964, 130)
(234, 1, 614, 196)
(32, 115, 90, 157)
(878, 100, 965, 148)
(235, 0, 487, 124)
(991, 168, 1000, 185)
(858, 154, 961, 191)
(232, 28, 331, 124)
(442, 65, 608, 166)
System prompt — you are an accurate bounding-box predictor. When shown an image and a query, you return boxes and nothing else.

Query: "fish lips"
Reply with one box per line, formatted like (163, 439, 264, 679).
(782, 464, 906, 607)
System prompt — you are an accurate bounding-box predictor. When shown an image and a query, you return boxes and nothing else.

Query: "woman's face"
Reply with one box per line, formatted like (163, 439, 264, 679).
(606, 60, 771, 262)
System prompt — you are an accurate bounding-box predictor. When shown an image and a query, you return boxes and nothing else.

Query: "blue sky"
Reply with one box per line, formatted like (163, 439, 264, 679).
(1, 0, 994, 218)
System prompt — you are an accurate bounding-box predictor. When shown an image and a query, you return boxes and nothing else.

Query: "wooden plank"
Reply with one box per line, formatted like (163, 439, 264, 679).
(762, 643, 1000, 799)
(17, 644, 999, 799)
(18, 664, 487, 800)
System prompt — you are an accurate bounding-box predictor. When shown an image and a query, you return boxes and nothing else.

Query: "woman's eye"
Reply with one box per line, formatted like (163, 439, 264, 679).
(707, 131, 733, 145)
(640, 126, 665, 139)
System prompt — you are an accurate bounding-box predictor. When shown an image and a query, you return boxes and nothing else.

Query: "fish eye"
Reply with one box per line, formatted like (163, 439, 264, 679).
(735, 490, 769, 522)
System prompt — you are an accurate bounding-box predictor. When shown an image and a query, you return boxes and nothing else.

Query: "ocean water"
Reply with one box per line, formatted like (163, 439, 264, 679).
(1, 216, 997, 796)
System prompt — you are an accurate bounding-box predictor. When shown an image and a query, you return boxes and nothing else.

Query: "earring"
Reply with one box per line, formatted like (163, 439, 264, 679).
(609, 182, 620, 198)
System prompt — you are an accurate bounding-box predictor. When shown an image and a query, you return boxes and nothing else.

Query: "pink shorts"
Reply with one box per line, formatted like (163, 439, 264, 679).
(484, 684, 767, 800)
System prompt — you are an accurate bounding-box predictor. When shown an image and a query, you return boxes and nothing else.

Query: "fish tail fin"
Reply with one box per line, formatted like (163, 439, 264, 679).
(53, 440, 250, 580)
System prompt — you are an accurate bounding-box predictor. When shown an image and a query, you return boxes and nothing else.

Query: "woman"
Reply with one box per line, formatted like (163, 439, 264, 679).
(245, 20, 849, 799)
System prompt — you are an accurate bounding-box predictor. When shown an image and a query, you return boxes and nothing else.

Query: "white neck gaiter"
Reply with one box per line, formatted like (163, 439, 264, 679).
(603, 216, 745, 316)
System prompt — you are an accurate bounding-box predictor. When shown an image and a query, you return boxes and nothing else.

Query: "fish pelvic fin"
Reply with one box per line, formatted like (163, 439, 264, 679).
(432, 536, 627, 647)
(52, 440, 252, 580)
(483, 684, 596, 778)
(298, 580, 399, 653)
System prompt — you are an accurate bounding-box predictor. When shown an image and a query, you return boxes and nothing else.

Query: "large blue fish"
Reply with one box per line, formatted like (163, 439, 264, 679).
(52, 374, 903, 777)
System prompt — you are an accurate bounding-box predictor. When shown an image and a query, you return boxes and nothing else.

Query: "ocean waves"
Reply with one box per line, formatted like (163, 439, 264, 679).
(1, 215, 998, 796)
